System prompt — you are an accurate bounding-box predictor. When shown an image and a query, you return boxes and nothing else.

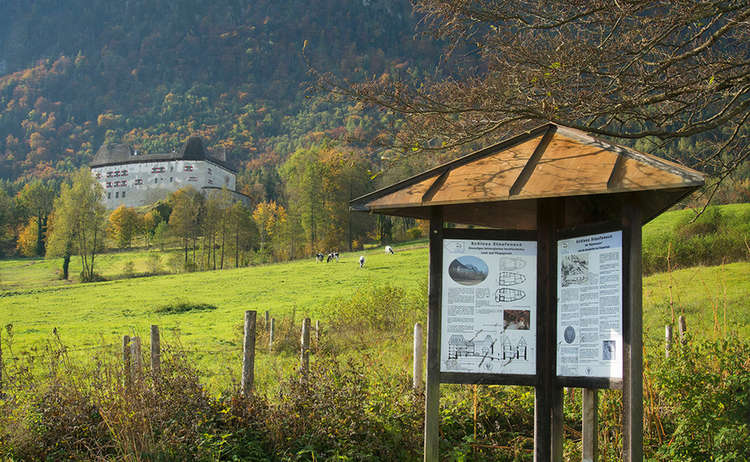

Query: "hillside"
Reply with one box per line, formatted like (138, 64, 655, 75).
(0, 0, 440, 182)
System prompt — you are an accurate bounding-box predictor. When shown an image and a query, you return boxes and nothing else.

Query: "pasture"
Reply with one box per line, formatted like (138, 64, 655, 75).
(0, 203, 748, 392)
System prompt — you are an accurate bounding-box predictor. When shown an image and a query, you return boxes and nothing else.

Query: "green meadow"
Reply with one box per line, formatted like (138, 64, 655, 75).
(1, 204, 748, 392)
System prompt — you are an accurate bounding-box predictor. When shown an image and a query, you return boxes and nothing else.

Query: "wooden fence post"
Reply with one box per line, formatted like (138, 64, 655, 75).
(242, 310, 257, 394)
(300, 318, 311, 375)
(269, 318, 275, 351)
(413, 322, 423, 391)
(264, 311, 270, 331)
(122, 335, 131, 389)
(315, 320, 320, 346)
(151, 325, 161, 377)
(665, 325, 673, 358)
(678, 315, 687, 344)
(131, 336, 142, 381)
(582, 388, 599, 462)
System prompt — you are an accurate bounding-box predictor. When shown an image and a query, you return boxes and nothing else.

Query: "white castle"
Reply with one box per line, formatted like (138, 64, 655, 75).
(90, 137, 246, 209)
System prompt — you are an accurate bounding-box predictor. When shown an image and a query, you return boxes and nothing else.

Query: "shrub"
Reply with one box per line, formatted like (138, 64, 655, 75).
(651, 338, 750, 461)
(155, 298, 217, 314)
(145, 253, 161, 274)
(122, 260, 135, 278)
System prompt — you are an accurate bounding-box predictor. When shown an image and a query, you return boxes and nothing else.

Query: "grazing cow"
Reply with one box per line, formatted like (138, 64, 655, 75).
(333, 251, 339, 261)
(315, 253, 324, 262)
(385, 245, 394, 254)
(359, 255, 365, 268)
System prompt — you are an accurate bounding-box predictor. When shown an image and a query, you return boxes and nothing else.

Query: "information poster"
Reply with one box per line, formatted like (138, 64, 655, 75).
(440, 239, 537, 375)
(556, 231, 623, 378)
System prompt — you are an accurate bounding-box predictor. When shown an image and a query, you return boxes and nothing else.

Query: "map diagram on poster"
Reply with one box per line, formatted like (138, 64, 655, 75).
(440, 239, 537, 375)
(556, 231, 623, 379)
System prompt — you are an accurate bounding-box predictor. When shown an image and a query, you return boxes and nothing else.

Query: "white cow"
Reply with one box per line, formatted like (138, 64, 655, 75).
(384, 245, 394, 254)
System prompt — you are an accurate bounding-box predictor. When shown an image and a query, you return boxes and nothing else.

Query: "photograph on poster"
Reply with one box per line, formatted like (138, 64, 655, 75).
(448, 256, 489, 286)
(556, 231, 623, 379)
(441, 238, 537, 375)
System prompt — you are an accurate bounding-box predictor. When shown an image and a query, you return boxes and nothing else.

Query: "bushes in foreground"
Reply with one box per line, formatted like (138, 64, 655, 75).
(1, 335, 747, 461)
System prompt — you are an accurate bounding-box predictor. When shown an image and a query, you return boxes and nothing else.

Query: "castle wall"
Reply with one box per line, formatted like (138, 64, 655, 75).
(92, 159, 236, 209)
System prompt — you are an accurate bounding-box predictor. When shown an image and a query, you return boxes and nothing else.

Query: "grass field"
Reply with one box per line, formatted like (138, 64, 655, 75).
(1, 204, 748, 392)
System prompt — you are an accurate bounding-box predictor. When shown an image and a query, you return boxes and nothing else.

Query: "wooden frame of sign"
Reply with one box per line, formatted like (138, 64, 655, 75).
(425, 201, 643, 462)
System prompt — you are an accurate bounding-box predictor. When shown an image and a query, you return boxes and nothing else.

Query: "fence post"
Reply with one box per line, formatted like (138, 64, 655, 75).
(151, 325, 160, 377)
(665, 324, 673, 358)
(315, 320, 320, 347)
(264, 311, 270, 331)
(122, 335, 131, 389)
(413, 322, 423, 391)
(301, 318, 311, 375)
(131, 336, 142, 381)
(678, 315, 687, 344)
(582, 388, 599, 462)
(242, 310, 257, 394)
(269, 318, 275, 351)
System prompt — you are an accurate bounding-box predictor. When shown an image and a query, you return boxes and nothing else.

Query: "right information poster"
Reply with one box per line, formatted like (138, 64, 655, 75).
(556, 231, 623, 379)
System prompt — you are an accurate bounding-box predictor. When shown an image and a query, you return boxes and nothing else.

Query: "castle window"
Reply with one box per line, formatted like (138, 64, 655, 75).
(115, 191, 119, 198)
(188, 176, 198, 182)
(170, 177, 173, 182)
(106, 182, 112, 188)
(122, 180, 127, 186)
(208, 167, 212, 175)
(155, 178, 158, 184)
(184, 165, 193, 172)
(122, 191, 126, 198)
(134, 178, 143, 185)
(207, 179, 213, 185)
(106, 171, 112, 178)
(108, 192, 111, 199)
(122, 169, 128, 176)
(151, 166, 165, 173)
(96, 172, 101, 179)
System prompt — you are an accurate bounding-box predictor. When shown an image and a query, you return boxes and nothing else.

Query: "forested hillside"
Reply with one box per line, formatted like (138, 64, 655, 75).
(0, 0, 439, 184)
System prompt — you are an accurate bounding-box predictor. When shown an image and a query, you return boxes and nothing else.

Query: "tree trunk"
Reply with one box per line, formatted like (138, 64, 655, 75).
(62, 253, 71, 280)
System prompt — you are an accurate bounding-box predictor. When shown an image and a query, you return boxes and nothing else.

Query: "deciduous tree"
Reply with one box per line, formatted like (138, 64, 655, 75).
(324, 1, 749, 200)
(46, 168, 107, 282)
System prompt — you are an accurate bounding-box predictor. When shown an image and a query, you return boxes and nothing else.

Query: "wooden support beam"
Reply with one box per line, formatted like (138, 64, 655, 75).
(424, 206, 443, 462)
(622, 201, 644, 462)
(510, 125, 557, 196)
(535, 197, 564, 462)
(582, 389, 599, 462)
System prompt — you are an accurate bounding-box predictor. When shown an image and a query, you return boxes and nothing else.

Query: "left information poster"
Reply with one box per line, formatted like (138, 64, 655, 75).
(440, 238, 537, 375)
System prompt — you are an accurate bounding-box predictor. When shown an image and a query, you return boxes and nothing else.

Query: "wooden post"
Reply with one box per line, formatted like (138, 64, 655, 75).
(622, 201, 644, 462)
(131, 336, 142, 381)
(665, 325, 673, 358)
(535, 197, 564, 462)
(242, 310, 256, 394)
(300, 318, 311, 374)
(269, 318, 275, 351)
(122, 335, 131, 389)
(151, 325, 160, 377)
(582, 389, 598, 462)
(264, 310, 270, 331)
(424, 206, 443, 462)
(678, 315, 687, 344)
(315, 320, 320, 346)
(413, 322, 424, 391)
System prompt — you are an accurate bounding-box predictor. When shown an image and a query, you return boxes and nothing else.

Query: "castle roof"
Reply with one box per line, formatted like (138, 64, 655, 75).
(90, 136, 236, 172)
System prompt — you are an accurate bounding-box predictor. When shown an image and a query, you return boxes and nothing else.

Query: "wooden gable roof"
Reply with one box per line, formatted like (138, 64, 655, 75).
(351, 124, 704, 229)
